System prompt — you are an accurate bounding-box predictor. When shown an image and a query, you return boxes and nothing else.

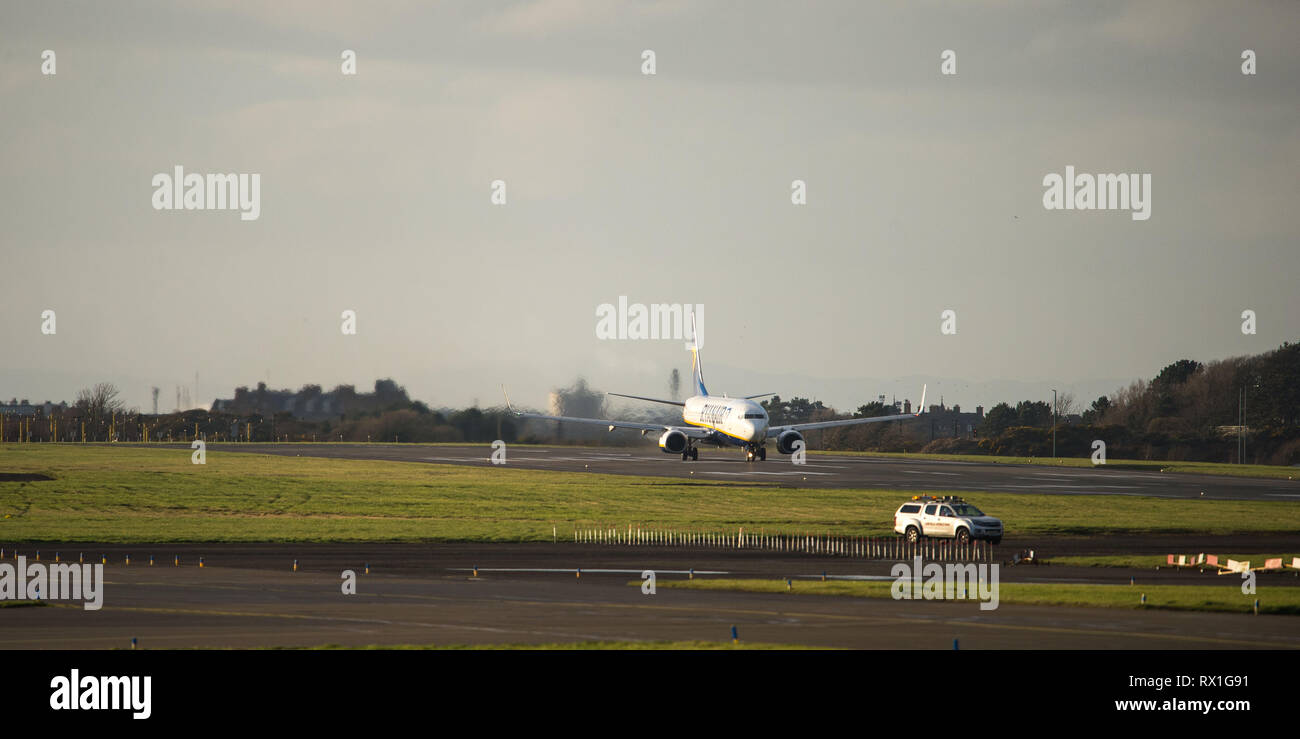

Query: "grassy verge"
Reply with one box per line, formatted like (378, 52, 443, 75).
(654, 578, 1300, 615)
(282, 640, 813, 650)
(815, 450, 1300, 480)
(0, 600, 47, 609)
(1049, 554, 1300, 569)
(2, 445, 1297, 543)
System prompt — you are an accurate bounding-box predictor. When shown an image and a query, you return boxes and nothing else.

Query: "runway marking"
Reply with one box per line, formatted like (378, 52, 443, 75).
(11, 606, 631, 646)
(1009, 480, 1143, 489)
(902, 470, 960, 476)
(794, 574, 895, 581)
(447, 568, 730, 575)
(56, 584, 1300, 649)
(700, 471, 835, 477)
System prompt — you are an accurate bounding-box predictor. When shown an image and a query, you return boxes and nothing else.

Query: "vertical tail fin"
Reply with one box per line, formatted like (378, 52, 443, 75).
(688, 312, 708, 397)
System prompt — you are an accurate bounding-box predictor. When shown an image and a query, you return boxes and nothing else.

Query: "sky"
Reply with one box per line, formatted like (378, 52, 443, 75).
(2, 1, 1297, 415)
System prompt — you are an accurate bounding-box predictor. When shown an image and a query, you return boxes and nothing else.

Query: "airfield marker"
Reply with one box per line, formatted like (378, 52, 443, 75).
(293, 559, 298, 572)
(199, 556, 204, 568)
(730, 625, 738, 644)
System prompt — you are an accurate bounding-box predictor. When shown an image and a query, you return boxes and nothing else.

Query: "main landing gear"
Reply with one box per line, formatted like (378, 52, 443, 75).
(681, 446, 699, 461)
(744, 445, 767, 462)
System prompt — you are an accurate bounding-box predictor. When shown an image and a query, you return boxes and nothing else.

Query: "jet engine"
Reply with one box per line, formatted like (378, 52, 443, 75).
(658, 429, 688, 454)
(775, 430, 805, 455)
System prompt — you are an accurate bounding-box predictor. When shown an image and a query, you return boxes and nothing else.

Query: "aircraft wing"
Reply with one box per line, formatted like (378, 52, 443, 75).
(504, 387, 709, 437)
(766, 385, 926, 437)
(607, 392, 685, 407)
(512, 409, 667, 433)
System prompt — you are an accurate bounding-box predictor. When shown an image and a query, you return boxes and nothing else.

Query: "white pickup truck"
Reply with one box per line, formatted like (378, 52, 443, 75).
(893, 495, 1002, 545)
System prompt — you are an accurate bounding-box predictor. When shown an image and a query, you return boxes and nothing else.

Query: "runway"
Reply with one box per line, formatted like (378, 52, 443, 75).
(2, 543, 1297, 650)
(37, 444, 1287, 649)
(185, 443, 1299, 501)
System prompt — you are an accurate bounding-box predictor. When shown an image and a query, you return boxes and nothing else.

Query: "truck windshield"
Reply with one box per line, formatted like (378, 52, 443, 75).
(951, 504, 984, 516)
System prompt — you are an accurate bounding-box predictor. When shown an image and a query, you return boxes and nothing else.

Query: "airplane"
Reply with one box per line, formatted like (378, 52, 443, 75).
(505, 317, 926, 462)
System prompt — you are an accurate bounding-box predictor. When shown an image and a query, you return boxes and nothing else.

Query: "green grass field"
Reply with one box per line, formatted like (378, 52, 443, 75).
(654, 578, 1300, 615)
(2, 445, 1298, 543)
(816, 450, 1300, 479)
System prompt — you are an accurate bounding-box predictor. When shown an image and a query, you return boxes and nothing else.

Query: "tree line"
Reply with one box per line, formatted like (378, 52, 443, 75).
(7, 340, 1297, 463)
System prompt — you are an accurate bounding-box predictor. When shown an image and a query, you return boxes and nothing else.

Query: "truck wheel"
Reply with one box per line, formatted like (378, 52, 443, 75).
(956, 528, 970, 545)
(905, 526, 920, 543)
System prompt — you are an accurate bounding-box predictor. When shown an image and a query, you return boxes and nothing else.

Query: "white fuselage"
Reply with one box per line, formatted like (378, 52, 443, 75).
(681, 396, 768, 444)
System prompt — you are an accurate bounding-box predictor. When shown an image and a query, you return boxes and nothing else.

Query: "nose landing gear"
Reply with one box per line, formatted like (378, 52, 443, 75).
(744, 445, 767, 462)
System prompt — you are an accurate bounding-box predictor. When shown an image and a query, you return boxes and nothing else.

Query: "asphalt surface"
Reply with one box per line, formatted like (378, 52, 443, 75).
(179, 443, 1300, 501)
(3, 543, 1298, 650)
(13, 446, 1294, 649)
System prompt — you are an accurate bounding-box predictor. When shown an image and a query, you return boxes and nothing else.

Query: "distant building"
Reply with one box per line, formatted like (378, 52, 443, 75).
(211, 379, 410, 421)
(1, 399, 68, 416)
(922, 400, 985, 440)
